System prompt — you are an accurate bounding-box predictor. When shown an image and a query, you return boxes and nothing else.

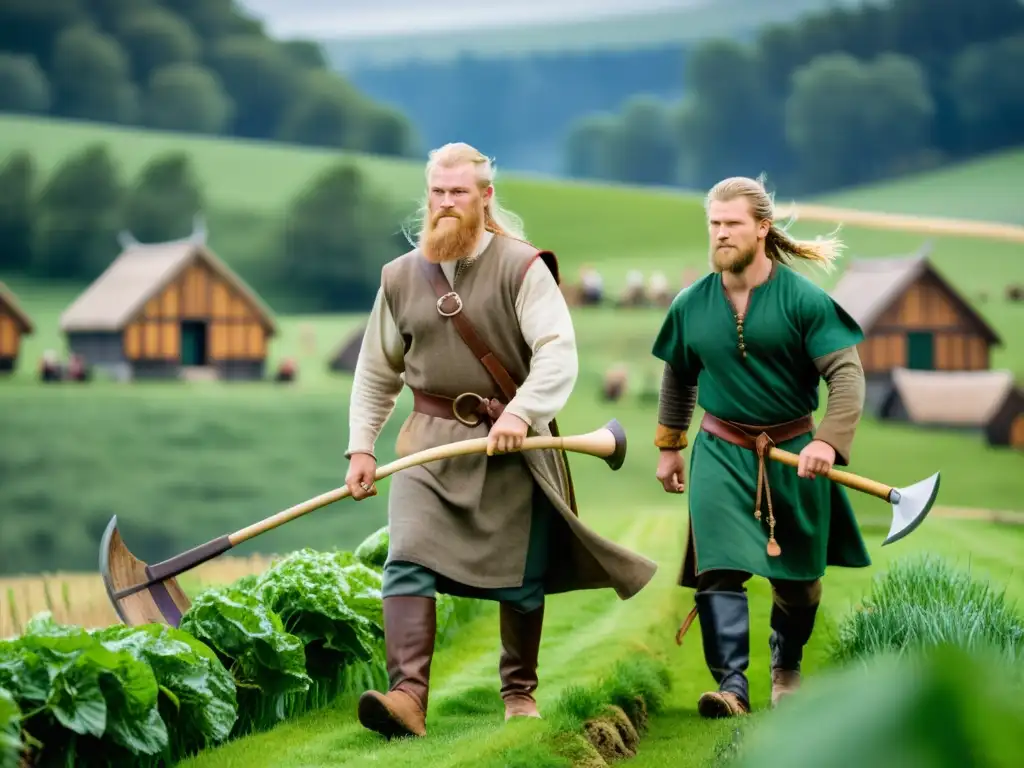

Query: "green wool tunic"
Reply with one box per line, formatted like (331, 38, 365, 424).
(651, 263, 872, 585)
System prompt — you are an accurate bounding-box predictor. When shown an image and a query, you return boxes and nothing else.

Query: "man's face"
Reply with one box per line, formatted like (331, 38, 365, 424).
(707, 197, 767, 274)
(422, 164, 490, 262)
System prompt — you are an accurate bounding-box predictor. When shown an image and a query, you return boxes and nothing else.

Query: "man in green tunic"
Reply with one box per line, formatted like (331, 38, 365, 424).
(650, 176, 871, 718)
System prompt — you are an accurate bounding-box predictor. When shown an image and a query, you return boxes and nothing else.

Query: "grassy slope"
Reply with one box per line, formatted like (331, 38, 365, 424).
(1, 115, 1023, 764)
(811, 146, 1024, 225)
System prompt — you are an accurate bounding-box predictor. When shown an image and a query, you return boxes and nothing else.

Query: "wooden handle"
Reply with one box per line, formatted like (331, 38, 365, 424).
(228, 422, 621, 546)
(767, 447, 894, 501)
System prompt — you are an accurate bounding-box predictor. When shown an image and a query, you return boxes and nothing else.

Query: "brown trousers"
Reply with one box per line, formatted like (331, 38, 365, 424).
(695, 569, 822, 610)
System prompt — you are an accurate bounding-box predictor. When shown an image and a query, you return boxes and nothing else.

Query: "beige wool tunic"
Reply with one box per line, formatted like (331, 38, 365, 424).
(347, 231, 657, 599)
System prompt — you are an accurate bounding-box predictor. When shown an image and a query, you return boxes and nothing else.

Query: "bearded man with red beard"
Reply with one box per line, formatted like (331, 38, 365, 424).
(343, 142, 658, 740)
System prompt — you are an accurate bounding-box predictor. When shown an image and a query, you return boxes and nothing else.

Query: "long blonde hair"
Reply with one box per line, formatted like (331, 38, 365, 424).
(402, 142, 526, 248)
(706, 174, 843, 272)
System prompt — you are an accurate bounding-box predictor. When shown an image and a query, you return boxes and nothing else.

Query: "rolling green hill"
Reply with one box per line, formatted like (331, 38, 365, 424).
(812, 146, 1024, 225)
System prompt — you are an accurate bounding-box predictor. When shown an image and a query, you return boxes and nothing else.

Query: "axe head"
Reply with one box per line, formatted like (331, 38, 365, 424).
(882, 471, 940, 546)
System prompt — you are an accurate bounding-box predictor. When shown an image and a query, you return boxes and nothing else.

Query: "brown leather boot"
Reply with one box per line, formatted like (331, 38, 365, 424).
(499, 602, 545, 721)
(358, 595, 436, 738)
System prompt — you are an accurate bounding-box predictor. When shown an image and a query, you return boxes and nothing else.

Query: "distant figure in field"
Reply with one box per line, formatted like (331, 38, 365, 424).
(602, 365, 628, 401)
(39, 350, 61, 382)
(619, 269, 647, 307)
(67, 354, 89, 382)
(649, 271, 671, 307)
(275, 358, 297, 382)
(579, 265, 604, 305)
(299, 323, 317, 356)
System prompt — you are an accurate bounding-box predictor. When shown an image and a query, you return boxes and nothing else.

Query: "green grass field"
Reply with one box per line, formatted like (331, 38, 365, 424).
(2, 115, 1023, 766)
(814, 146, 1024, 225)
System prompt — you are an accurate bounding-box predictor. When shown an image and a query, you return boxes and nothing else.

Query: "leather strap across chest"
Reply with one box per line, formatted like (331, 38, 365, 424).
(415, 253, 578, 513)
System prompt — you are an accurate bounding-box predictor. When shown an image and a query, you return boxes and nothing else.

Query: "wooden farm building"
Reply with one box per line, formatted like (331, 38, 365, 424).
(58, 228, 277, 381)
(0, 281, 33, 374)
(830, 251, 1002, 414)
(880, 368, 1024, 449)
(328, 324, 365, 373)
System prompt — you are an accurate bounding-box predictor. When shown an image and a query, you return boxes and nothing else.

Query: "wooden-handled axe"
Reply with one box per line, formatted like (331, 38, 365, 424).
(768, 448, 940, 545)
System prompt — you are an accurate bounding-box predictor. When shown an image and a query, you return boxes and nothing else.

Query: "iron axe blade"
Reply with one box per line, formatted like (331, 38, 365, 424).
(767, 447, 940, 545)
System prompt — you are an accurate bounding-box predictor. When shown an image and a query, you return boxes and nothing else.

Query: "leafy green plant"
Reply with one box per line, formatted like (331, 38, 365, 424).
(830, 554, 1024, 665)
(0, 613, 168, 766)
(354, 525, 389, 569)
(0, 687, 21, 768)
(177, 586, 310, 735)
(92, 623, 237, 761)
(255, 550, 385, 674)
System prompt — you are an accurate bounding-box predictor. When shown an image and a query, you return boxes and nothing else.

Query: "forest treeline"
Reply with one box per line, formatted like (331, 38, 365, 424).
(564, 0, 1024, 194)
(0, 0, 419, 158)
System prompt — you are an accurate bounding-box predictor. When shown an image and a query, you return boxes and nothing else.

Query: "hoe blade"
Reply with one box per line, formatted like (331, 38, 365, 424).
(99, 516, 192, 627)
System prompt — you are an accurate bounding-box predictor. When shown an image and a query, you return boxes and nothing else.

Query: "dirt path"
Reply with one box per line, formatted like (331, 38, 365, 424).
(775, 202, 1024, 243)
(931, 505, 1024, 524)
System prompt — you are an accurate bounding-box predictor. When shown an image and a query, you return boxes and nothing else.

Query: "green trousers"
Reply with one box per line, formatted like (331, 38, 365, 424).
(382, 483, 554, 614)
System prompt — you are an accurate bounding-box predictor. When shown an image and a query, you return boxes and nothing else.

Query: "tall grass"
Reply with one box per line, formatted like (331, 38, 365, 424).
(829, 553, 1024, 665)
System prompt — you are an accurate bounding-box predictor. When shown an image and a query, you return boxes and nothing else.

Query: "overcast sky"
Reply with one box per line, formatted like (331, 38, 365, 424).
(234, 0, 705, 38)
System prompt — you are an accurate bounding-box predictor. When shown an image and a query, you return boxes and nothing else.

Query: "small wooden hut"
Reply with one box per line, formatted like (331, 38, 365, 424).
(830, 249, 1002, 413)
(880, 368, 1024, 450)
(328, 324, 365, 373)
(58, 222, 277, 381)
(0, 281, 34, 374)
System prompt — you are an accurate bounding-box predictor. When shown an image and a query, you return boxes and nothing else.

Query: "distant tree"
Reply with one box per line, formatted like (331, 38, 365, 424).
(356, 102, 421, 158)
(208, 35, 301, 139)
(144, 63, 233, 134)
(615, 96, 679, 186)
(115, 7, 201, 84)
(281, 162, 404, 312)
(32, 143, 124, 280)
(950, 33, 1024, 153)
(785, 53, 935, 192)
(0, 151, 37, 272)
(87, 0, 159, 32)
(0, 54, 51, 114)
(0, 0, 86, 65)
(123, 152, 204, 243)
(50, 24, 138, 124)
(564, 113, 621, 180)
(276, 70, 363, 148)
(281, 40, 327, 70)
(162, 0, 250, 43)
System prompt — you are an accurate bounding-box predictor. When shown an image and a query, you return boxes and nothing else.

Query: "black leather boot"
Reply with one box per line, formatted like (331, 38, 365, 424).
(768, 598, 818, 707)
(695, 590, 751, 717)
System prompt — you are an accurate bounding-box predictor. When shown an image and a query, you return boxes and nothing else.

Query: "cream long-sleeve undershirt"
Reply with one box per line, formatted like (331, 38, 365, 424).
(346, 231, 579, 459)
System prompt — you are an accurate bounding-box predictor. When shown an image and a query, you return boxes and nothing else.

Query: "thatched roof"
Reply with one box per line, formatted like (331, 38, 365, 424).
(889, 368, 1017, 426)
(59, 225, 276, 334)
(829, 249, 1000, 344)
(0, 281, 33, 333)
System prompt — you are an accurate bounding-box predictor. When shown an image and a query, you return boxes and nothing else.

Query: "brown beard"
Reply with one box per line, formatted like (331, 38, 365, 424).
(422, 202, 483, 263)
(710, 242, 756, 274)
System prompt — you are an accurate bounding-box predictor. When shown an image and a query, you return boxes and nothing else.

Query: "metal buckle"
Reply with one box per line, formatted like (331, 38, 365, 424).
(452, 392, 485, 426)
(436, 291, 463, 317)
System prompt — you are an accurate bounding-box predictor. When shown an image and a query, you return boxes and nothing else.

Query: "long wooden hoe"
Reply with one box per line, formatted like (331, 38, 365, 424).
(100, 419, 628, 628)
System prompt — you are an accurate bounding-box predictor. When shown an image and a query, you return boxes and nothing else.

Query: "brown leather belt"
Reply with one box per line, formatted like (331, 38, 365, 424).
(700, 411, 815, 558)
(411, 387, 506, 427)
